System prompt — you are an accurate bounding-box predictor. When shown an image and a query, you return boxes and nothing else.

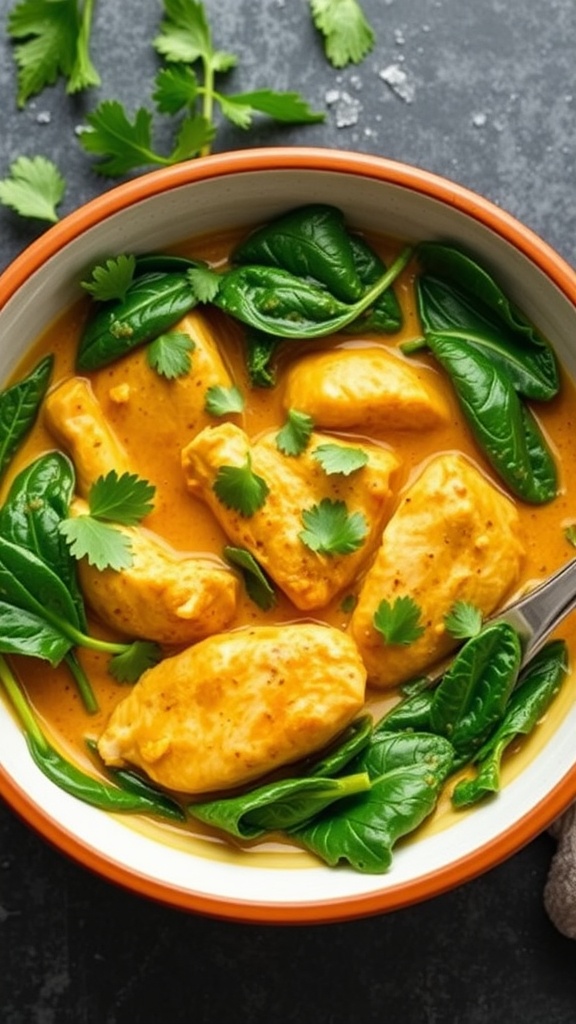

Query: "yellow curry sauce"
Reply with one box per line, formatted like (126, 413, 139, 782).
(3, 227, 576, 856)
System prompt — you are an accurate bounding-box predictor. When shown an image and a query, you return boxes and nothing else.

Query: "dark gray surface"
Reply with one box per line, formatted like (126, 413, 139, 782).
(1, 1, 576, 1021)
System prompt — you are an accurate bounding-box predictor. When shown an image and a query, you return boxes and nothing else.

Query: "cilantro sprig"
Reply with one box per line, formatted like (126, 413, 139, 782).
(275, 409, 314, 456)
(81, 254, 137, 302)
(0, 156, 66, 224)
(444, 601, 484, 639)
(373, 596, 425, 646)
(60, 471, 156, 571)
(309, 0, 376, 68)
(148, 332, 195, 379)
(8, 0, 100, 108)
(205, 385, 245, 417)
(312, 443, 368, 476)
(224, 546, 277, 611)
(212, 455, 269, 518)
(299, 498, 367, 556)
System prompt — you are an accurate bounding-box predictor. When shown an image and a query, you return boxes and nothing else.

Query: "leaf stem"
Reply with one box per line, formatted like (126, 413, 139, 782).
(64, 651, 99, 714)
(200, 58, 214, 156)
(0, 654, 47, 753)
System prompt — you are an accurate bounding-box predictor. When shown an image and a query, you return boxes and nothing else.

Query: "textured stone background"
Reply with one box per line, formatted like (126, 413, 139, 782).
(1, 1, 576, 1022)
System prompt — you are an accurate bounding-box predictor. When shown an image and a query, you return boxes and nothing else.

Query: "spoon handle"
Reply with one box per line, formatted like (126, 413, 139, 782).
(496, 558, 576, 664)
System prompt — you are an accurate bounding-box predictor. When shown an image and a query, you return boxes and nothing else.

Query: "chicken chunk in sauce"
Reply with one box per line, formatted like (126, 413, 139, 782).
(97, 623, 366, 793)
(182, 422, 401, 610)
(350, 453, 525, 689)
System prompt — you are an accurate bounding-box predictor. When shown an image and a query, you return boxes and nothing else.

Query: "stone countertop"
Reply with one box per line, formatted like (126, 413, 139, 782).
(1, 1, 576, 1021)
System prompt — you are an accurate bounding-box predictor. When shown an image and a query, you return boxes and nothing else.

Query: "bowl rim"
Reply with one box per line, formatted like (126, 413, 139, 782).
(1, 145, 576, 924)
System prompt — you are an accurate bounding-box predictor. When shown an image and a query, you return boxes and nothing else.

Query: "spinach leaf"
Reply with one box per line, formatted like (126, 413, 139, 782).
(416, 243, 559, 400)
(426, 331, 558, 503)
(0, 355, 53, 480)
(307, 714, 374, 777)
(0, 451, 87, 628)
(214, 247, 412, 340)
(294, 732, 454, 873)
(0, 599, 72, 665)
(188, 772, 371, 840)
(231, 204, 365, 302)
(430, 622, 522, 761)
(77, 271, 198, 370)
(452, 639, 568, 807)
(374, 689, 435, 734)
(0, 535, 82, 636)
(345, 234, 403, 333)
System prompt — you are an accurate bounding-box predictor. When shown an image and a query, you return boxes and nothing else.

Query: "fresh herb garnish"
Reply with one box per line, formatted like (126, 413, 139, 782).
(205, 385, 245, 417)
(564, 524, 576, 547)
(444, 600, 484, 639)
(0, 156, 66, 223)
(81, 255, 137, 302)
(275, 409, 314, 456)
(309, 0, 376, 68)
(60, 471, 156, 571)
(212, 455, 269, 518)
(373, 596, 425, 646)
(8, 0, 100, 107)
(312, 443, 368, 476)
(187, 264, 221, 302)
(148, 332, 195, 379)
(223, 546, 277, 611)
(299, 498, 367, 556)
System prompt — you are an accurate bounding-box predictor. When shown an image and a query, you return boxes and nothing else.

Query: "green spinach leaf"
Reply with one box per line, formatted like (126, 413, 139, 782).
(0, 356, 53, 480)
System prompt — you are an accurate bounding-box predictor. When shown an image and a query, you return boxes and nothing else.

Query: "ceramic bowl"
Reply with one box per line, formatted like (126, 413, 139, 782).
(1, 147, 575, 923)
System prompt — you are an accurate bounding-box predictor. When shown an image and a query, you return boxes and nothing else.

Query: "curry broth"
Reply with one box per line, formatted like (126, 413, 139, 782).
(3, 225, 576, 859)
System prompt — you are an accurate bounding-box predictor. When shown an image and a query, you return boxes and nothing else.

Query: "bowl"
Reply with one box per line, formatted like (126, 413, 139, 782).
(1, 147, 576, 924)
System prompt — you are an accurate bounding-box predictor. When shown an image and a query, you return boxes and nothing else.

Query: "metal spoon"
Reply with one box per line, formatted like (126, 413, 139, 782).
(494, 557, 576, 665)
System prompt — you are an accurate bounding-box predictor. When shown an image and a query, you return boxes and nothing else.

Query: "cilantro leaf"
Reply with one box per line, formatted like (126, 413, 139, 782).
(219, 89, 325, 128)
(81, 255, 136, 302)
(186, 264, 221, 302)
(275, 410, 314, 456)
(224, 546, 277, 611)
(109, 641, 163, 683)
(213, 455, 269, 518)
(147, 332, 195, 379)
(310, 0, 376, 68)
(299, 498, 367, 556)
(444, 601, 484, 639)
(373, 597, 425, 646)
(153, 65, 199, 114)
(205, 385, 245, 417)
(0, 155, 65, 223)
(59, 516, 134, 572)
(88, 471, 155, 525)
(8, 0, 99, 107)
(168, 112, 216, 162)
(312, 443, 368, 476)
(153, 0, 236, 71)
(79, 100, 164, 177)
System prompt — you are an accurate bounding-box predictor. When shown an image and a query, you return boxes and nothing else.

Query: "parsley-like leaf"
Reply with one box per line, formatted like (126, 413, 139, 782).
(79, 101, 163, 177)
(147, 332, 195, 379)
(81, 254, 136, 302)
(205, 385, 245, 416)
(312, 443, 368, 476)
(88, 471, 155, 524)
(187, 264, 221, 302)
(109, 641, 163, 683)
(275, 409, 314, 456)
(219, 89, 324, 129)
(168, 112, 215, 162)
(299, 498, 367, 556)
(59, 516, 134, 572)
(213, 455, 269, 518)
(8, 0, 100, 107)
(310, 0, 376, 68)
(224, 546, 277, 611)
(152, 64, 199, 114)
(0, 155, 65, 223)
(373, 597, 425, 646)
(444, 601, 484, 639)
(154, 0, 236, 71)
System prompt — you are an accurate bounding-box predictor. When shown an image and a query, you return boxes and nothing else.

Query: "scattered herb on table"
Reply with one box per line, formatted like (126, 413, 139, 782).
(0, 156, 66, 223)
(309, 0, 376, 68)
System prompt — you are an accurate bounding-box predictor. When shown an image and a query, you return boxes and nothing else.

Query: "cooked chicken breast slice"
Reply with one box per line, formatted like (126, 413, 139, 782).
(182, 422, 400, 610)
(283, 347, 450, 432)
(350, 453, 525, 689)
(97, 623, 366, 793)
(44, 376, 131, 496)
(71, 499, 238, 644)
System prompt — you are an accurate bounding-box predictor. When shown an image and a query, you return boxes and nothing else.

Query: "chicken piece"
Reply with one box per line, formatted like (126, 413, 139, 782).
(182, 422, 401, 610)
(282, 346, 450, 432)
(92, 309, 236, 477)
(350, 453, 525, 689)
(44, 376, 131, 496)
(71, 498, 238, 644)
(97, 622, 366, 793)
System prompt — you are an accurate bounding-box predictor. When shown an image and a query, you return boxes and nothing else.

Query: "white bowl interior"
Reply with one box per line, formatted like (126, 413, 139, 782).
(1, 163, 576, 919)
